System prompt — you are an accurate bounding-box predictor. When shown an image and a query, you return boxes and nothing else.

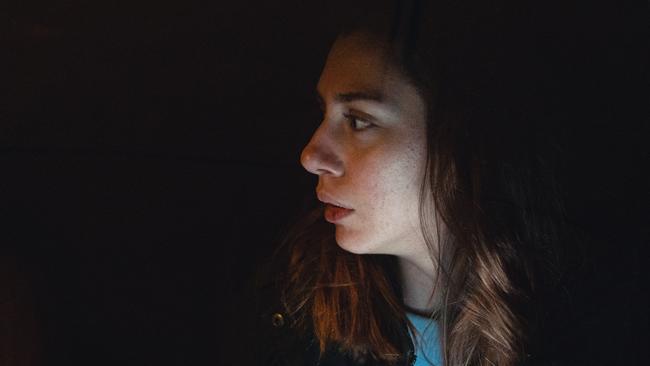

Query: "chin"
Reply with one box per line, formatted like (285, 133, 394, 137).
(334, 226, 380, 255)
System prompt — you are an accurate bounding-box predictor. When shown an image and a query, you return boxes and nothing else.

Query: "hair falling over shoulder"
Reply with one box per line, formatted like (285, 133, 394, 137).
(277, 206, 410, 364)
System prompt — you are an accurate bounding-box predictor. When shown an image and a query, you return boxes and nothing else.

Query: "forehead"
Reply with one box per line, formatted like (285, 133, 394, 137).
(317, 33, 405, 100)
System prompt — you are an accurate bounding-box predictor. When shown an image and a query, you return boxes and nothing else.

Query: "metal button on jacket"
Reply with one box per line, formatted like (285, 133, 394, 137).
(271, 312, 285, 327)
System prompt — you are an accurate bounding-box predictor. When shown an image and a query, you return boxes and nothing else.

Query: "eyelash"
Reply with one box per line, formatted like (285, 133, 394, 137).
(343, 112, 374, 131)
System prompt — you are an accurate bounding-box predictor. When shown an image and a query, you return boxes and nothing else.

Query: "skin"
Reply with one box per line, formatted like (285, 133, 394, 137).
(300, 32, 439, 313)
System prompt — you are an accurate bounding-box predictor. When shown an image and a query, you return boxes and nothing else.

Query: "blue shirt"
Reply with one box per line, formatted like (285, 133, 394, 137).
(406, 312, 443, 366)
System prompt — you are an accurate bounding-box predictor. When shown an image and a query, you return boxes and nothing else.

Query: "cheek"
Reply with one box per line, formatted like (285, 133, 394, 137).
(334, 136, 427, 255)
(347, 158, 384, 211)
(352, 145, 424, 221)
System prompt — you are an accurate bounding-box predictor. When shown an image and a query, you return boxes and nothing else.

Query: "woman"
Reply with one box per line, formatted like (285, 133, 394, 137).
(253, 1, 570, 365)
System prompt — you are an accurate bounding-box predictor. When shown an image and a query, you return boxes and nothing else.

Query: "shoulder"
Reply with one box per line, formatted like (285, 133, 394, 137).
(244, 259, 376, 366)
(239, 254, 316, 366)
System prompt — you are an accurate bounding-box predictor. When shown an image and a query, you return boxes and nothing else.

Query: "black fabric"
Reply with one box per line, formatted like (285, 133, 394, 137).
(246, 261, 415, 366)
(242, 245, 611, 366)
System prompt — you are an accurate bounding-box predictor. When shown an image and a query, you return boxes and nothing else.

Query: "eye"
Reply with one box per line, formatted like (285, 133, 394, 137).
(343, 112, 374, 131)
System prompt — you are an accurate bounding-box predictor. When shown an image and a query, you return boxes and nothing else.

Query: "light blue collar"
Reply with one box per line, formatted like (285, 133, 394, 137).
(406, 312, 443, 366)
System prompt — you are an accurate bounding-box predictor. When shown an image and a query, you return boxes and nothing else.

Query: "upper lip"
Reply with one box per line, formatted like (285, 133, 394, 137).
(317, 191, 352, 210)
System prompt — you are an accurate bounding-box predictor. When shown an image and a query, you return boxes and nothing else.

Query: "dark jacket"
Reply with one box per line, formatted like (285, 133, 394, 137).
(246, 259, 570, 366)
(249, 261, 416, 366)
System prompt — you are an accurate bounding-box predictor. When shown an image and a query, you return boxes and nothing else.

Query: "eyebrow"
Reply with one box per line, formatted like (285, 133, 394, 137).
(335, 91, 385, 103)
(316, 90, 386, 106)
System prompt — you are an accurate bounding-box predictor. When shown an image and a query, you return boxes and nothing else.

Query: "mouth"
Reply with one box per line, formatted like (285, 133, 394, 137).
(324, 203, 354, 223)
(316, 191, 352, 210)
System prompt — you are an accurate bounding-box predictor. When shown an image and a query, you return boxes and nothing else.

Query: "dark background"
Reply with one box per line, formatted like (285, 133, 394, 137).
(1, 1, 647, 365)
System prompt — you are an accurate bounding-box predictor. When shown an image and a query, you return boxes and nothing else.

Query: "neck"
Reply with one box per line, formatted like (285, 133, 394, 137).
(397, 255, 438, 315)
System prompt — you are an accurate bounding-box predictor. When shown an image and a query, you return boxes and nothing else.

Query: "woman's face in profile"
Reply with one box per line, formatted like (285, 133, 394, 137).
(301, 32, 430, 260)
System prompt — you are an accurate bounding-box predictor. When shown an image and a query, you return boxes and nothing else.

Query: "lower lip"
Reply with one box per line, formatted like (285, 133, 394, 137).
(324, 203, 354, 223)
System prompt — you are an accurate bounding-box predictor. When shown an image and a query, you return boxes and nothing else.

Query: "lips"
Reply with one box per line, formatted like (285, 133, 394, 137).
(316, 191, 354, 223)
(316, 191, 352, 210)
(324, 203, 354, 223)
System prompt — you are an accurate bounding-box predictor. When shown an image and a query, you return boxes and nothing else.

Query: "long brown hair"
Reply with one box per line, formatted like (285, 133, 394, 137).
(274, 1, 568, 365)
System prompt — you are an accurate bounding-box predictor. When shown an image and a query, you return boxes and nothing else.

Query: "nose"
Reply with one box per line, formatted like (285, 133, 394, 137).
(300, 125, 344, 177)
